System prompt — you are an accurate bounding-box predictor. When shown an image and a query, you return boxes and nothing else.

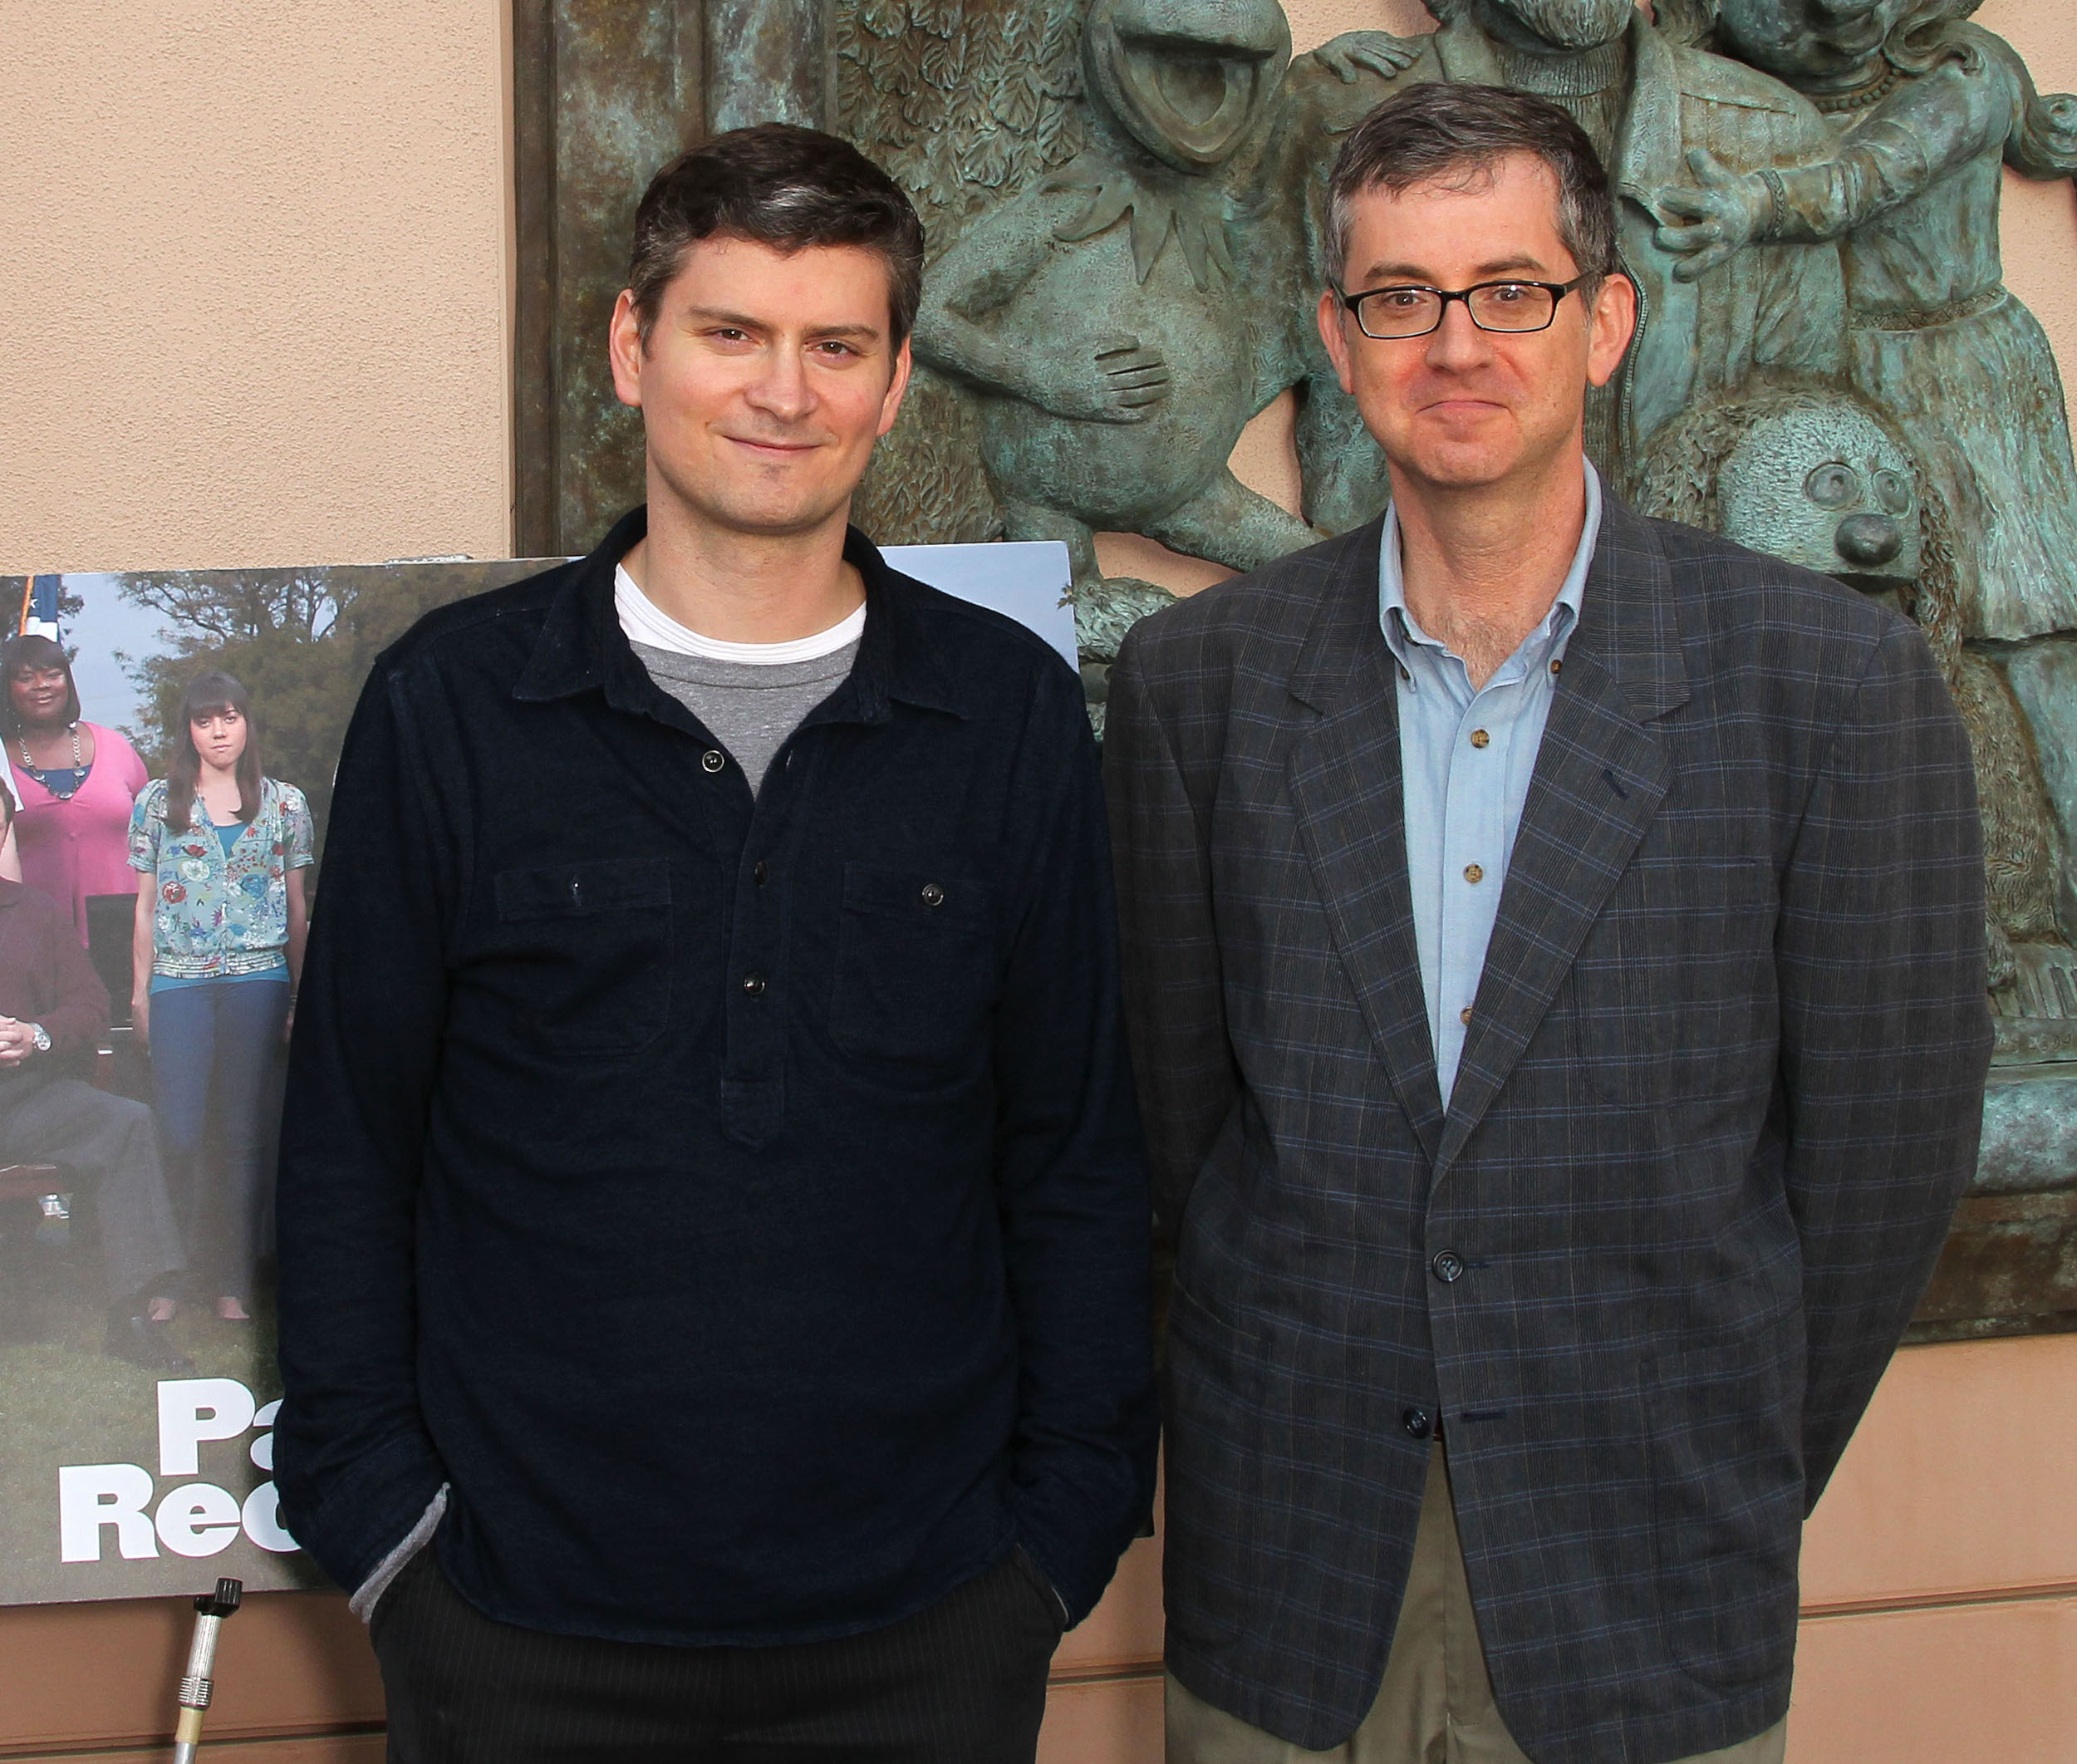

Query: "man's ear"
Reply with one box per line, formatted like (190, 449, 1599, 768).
(1586, 272, 1638, 390)
(877, 337, 915, 438)
(608, 289, 646, 410)
(1317, 289, 1358, 396)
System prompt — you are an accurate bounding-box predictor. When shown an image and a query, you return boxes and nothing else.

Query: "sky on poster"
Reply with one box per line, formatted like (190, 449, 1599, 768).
(55, 573, 158, 738)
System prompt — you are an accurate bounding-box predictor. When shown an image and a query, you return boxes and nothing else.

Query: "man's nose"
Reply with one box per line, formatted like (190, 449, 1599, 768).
(1423, 298, 1492, 366)
(746, 347, 814, 418)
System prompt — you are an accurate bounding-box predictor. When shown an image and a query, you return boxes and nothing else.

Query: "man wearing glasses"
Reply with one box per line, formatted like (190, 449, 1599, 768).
(1108, 84, 1991, 1764)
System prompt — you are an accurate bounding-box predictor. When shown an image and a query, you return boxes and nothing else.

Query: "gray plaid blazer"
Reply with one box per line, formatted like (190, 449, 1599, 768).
(1106, 495, 1991, 1762)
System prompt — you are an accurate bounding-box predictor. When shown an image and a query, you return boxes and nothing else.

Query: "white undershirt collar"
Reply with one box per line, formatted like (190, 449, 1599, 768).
(615, 563, 866, 666)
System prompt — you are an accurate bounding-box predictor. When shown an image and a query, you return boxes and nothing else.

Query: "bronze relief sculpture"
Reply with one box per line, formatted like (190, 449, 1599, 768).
(517, 0, 2077, 1329)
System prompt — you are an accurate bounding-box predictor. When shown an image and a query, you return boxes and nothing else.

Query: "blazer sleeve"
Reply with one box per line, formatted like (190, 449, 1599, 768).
(1104, 628, 1239, 1239)
(1777, 617, 1992, 1508)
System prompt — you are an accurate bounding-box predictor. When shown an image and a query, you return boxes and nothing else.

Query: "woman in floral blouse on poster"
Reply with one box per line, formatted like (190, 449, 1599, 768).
(130, 670, 312, 1323)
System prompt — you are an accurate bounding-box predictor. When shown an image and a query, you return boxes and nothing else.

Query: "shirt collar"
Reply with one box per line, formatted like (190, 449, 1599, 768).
(514, 507, 968, 723)
(1377, 459, 1601, 677)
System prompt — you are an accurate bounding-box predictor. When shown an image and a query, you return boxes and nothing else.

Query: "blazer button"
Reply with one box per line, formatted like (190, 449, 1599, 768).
(741, 975, 766, 995)
(1431, 1250, 1466, 1284)
(920, 882, 945, 907)
(701, 749, 726, 774)
(1402, 1407, 1434, 1440)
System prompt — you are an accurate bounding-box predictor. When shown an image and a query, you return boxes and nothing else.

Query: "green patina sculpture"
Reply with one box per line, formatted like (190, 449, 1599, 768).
(906, 0, 1321, 689)
(505, 0, 2077, 1325)
(1655, 0, 2077, 643)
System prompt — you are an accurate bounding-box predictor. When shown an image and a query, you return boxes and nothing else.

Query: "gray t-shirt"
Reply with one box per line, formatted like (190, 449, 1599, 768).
(632, 640, 859, 794)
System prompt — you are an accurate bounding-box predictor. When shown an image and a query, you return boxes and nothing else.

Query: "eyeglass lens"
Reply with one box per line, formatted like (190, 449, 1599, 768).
(1355, 283, 1558, 338)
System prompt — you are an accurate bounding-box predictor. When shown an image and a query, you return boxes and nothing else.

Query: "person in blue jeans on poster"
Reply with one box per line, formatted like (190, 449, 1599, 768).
(130, 670, 312, 1322)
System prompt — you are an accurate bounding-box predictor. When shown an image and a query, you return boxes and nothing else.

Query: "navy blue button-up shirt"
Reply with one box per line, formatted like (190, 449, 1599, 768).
(275, 509, 1156, 1645)
(1380, 465, 1600, 1103)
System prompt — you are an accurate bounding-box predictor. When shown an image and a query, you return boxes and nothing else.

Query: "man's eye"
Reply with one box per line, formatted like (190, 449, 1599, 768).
(813, 341, 857, 357)
(1488, 284, 1531, 303)
(1382, 290, 1424, 308)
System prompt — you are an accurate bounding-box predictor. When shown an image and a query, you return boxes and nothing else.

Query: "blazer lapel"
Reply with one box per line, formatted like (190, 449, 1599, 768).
(1286, 524, 1448, 1165)
(1433, 499, 1691, 1177)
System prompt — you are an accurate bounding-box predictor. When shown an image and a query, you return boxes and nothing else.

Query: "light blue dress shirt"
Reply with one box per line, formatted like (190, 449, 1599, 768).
(1380, 464, 1602, 1105)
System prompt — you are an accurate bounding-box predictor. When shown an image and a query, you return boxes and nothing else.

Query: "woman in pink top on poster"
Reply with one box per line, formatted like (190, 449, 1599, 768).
(2, 634, 150, 1022)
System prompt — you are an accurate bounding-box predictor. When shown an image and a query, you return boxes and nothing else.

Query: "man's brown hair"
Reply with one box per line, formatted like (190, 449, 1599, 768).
(1323, 83, 1619, 292)
(628, 124, 926, 348)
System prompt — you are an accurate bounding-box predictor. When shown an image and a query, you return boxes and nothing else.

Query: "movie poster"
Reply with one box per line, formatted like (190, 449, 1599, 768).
(0, 543, 1073, 1605)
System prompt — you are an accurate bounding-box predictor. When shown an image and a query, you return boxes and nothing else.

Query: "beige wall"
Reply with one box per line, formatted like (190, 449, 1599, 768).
(0, 2, 2074, 1760)
(0, 0, 514, 573)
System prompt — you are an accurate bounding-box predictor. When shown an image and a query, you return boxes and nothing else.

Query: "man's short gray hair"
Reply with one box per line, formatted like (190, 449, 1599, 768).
(1323, 83, 1619, 292)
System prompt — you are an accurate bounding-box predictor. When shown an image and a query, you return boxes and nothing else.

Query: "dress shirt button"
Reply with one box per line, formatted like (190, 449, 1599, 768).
(701, 749, 726, 774)
(753, 861, 768, 885)
(741, 975, 766, 996)
(920, 882, 945, 907)
(1402, 1407, 1434, 1441)
(1470, 729, 1490, 749)
(1463, 863, 1484, 884)
(1431, 1250, 1466, 1284)
(1459, 1005, 1474, 1026)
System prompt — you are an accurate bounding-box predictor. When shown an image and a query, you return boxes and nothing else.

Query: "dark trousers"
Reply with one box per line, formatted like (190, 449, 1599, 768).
(83, 894, 136, 1026)
(149, 975, 289, 1298)
(372, 1546, 1063, 1763)
(0, 1076, 184, 1304)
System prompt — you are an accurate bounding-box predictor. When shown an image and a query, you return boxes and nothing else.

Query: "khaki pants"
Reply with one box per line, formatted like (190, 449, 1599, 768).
(1166, 1443, 1788, 1764)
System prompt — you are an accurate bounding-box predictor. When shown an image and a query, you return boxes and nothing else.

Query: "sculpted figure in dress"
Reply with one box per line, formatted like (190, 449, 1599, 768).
(1654, 0, 2077, 643)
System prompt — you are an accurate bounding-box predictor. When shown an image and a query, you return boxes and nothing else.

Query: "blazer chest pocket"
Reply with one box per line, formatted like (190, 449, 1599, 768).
(829, 862, 996, 1072)
(492, 857, 672, 1054)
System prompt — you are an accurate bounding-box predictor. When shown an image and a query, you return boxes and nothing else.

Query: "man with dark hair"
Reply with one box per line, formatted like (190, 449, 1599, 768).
(276, 124, 1155, 1762)
(0, 788, 187, 1370)
(1110, 84, 1990, 1764)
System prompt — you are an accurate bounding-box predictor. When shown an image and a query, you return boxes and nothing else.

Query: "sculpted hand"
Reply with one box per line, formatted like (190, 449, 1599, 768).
(1309, 32, 1422, 82)
(2025, 91, 2077, 172)
(1654, 148, 1771, 283)
(1034, 334, 1171, 424)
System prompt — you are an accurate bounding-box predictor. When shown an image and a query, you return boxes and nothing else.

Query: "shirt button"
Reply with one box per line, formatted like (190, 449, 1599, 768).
(753, 861, 768, 886)
(1431, 1250, 1466, 1285)
(920, 882, 945, 907)
(701, 749, 726, 774)
(741, 975, 766, 995)
(1463, 863, 1484, 884)
(1402, 1407, 1434, 1440)
(1459, 1005, 1474, 1026)
(1470, 729, 1490, 749)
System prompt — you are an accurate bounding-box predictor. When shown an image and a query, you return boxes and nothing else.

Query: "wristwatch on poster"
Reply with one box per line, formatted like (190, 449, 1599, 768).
(28, 1023, 50, 1054)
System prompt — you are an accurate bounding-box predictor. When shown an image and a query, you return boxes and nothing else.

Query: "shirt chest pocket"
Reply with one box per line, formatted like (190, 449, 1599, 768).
(491, 857, 673, 1054)
(828, 862, 997, 1073)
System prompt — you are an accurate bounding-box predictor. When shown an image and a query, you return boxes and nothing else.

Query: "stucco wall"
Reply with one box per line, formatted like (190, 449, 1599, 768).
(0, 0, 514, 573)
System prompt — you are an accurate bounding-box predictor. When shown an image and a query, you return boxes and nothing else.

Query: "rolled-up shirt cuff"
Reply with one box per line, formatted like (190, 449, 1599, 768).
(347, 1485, 448, 1623)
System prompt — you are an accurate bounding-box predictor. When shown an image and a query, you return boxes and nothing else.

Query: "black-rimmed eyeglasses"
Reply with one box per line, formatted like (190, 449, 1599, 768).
(1338, 275, 1593, 340)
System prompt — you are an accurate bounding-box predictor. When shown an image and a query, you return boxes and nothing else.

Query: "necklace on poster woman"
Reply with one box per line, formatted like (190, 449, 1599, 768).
(17, 722, 87, 799)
